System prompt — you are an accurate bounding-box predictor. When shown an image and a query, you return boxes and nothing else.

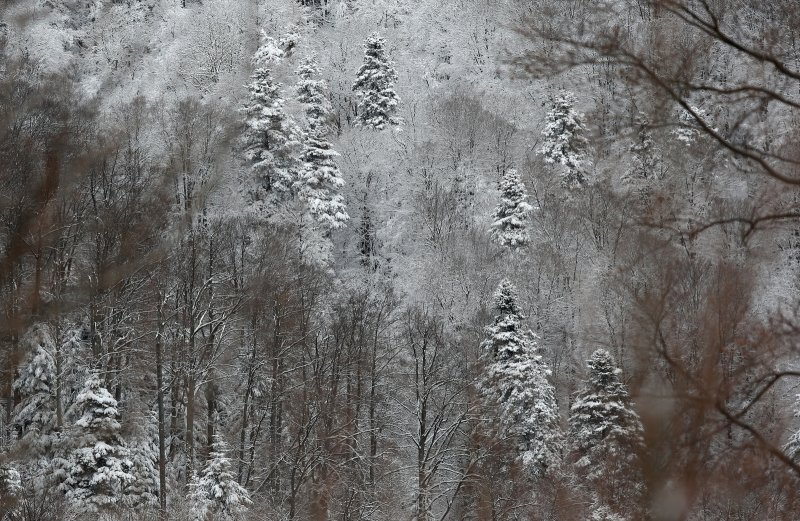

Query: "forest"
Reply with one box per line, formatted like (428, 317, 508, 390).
(1, 0, 800, 520)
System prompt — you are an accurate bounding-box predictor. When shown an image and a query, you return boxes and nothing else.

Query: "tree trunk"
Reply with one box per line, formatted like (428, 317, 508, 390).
(54, 321, 63, 430)
(186, 370, 195, 484)
(238, 325, 255, 483)
(156, 296, 167, 519)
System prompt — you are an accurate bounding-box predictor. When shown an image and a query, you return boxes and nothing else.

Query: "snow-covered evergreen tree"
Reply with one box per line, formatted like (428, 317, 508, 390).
(12, 325, 57, 447)
(61, 371, 135, 514)
(123, 414, 159, 510)
(296, 149, 348, 230)
(0, 463, 21, 509)
(188, 435, 251, 521)
(10, 327, 66, 512)
(624, 114, 659, 184)
(242, 59, 301, 200)
(60, 324, 92, 419)
(252, 32, 284, 66)
(479, 279, 562, 476)
(538, 90, 590, 190)
(295, 57, 349, 229)
(352, 32, 401, 130)
(568, 349, 644, 515)
(296, 57, 333, 132)
(490, 168, 534, 249)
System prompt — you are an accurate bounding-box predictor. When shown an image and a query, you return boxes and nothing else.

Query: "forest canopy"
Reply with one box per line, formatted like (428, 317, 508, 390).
(1, 1, 800, 520)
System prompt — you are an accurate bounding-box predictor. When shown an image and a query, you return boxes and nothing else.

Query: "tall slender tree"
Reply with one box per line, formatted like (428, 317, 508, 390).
(568, 349, 645, 519)
(188, 435, 251, 521)
(352, 33, 401, 130)
(242, 60, 301, 201)
(538, 90, 590, 190)
(295, 57, 349, 230)
(490, 168, 534, 249)
(478, 279, 562, 476)
(0, 464, 21, 515)
(61, 371, 135, 514)
(12, 325, 57, 451)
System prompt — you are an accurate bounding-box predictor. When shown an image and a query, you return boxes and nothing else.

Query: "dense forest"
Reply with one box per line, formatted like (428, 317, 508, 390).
(2, 0, 800, 519)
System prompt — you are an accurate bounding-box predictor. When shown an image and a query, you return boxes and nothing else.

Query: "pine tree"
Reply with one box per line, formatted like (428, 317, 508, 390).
(568, 349, 644, 516)
(0, 464, 21, 514)
(10, 328, 66, 511)
(188, 435, 252, 521)
(296, 57, 333, 133)
(60, 324, 92, 418)
(295, 57, 349, 229)
(61, 371, 135, 514)
(539, 90, 590, 190)
(352, 32, 401, 130)
(12, 325, 57, 448)
(242, 63, 301, 200)
(490, 168, 534, 249)
(479, 279, 562, 476)
(123, 414, 159, 510)
(624, 114, 659, 184)
(252, 33, 284, 66)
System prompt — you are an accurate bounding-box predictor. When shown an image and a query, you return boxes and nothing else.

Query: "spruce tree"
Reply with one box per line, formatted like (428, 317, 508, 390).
(296, 57, 333, 132)
(352, 32, 401, 130)
(295, 57, 349, 229)
(123, 414, 159, 510)
(624, 114, 659, 184)
(568, 349, 644, 517)
(252, 33, 284, 66)
(242, 63, 301, 200)
(479, 279, 562, 476)
(61, 371, 135, 514)
(0, 464, 21, 514)
(539, 90, 590, 190)
(12, 325, 57, 448)
(490, 168, 534, 249)
(10, 327, 67, 512)
(188, 435, 252, 521)
(60, 324, 91, 418)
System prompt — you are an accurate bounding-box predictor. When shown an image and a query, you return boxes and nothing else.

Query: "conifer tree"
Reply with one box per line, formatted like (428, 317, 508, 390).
(539, 90, 590, 190)
(123, 414, 159, 510)
(568, 349, 644, 517)
(252, 33, 284, 66)
(352, 32, 401, 130)
(296, 57, 333, 132)
(242, 60, 301, 200)
(61, 371, 135, 514)
(0, 464, 21, 514)
(490, 168, 534, 249)
(188, 435, 252, 521)
(10, 328, 66, 511)
(624, 114, 659, 184)
(12, 325, 57, 447)
(60, 324, 92, 418)
(295, 57, 349, 229)
(479, 279, 562, 476)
